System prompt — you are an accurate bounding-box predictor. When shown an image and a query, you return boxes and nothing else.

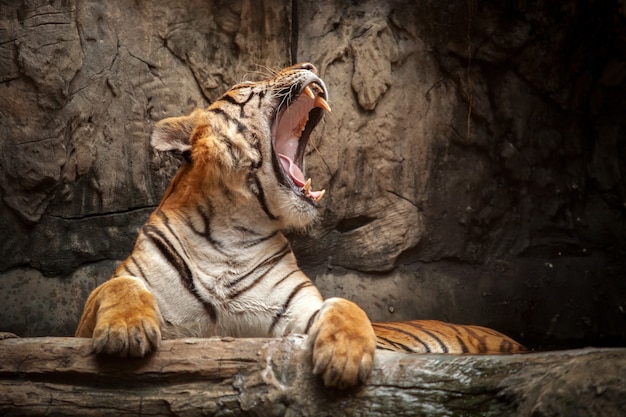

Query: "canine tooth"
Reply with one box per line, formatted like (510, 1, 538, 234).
(315, 189, 326, 202)
(315, 96, 331, 112)
(303, 86, 315, 99)
(303, 178, 311, 194)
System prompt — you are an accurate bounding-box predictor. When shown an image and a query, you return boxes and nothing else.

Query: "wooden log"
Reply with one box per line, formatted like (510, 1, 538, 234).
(0, 335, 624, 416)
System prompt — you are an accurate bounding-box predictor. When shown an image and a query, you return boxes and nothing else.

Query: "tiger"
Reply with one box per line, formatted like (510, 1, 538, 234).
(75, 63, 525, 389)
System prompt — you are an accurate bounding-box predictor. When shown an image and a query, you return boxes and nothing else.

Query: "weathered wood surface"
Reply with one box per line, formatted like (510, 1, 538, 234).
(0, 335, 624, 416)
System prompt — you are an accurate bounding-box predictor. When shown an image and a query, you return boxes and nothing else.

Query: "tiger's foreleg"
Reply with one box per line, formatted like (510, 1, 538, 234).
(307, 297, 377, 389)
(75, 276, 162, 357)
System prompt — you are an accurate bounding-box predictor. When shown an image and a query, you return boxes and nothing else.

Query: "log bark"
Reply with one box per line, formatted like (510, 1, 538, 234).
(0, 335, 624, 417)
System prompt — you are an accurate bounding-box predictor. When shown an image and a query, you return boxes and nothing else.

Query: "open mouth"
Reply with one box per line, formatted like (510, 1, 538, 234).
(272, 81, 331, 204)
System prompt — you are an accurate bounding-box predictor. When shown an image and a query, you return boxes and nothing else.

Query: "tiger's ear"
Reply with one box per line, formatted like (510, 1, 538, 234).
(151, 111, 201, 153)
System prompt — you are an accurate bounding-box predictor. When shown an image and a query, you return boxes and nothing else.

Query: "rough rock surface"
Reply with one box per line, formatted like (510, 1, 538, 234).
(0, 0, 625, 354)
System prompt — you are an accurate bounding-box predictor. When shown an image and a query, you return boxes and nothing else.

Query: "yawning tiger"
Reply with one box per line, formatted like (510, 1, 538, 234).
(76, 63, 525, 389)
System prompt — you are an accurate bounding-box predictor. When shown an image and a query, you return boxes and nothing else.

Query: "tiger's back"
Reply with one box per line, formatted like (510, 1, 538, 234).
(374, 320, 526, 354)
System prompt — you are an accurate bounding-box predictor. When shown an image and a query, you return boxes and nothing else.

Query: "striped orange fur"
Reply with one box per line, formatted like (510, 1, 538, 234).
(76, 63, 524, 390)
(374, 320, 525, 354)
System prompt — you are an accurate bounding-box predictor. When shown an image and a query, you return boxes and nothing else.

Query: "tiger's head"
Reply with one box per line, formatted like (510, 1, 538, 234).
(151, 63, 330, 230)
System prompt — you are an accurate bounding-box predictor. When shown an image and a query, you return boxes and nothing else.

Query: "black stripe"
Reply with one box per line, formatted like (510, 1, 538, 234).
(129, 255, 148, 282)
(455, 335, 470, 353)
(463, 326, 488, 353)
(116, 257, 149, 285)
(227, 245, 291, 297)
(227, 264, 276, 299)
(226, 244, 290, 288)
(122, 263, 134, 276)
(251, 174, 277, 220)
(374, 335, 416, 353)
(142, 225, 192, 281)
(375, 344, 397, 352)
(438, 321, 470, 353)
(142, 225, 217, 322)
(242, 231, 279, 248)
(271, 269, 299, 288)
(371, 323, 431, 353)
(304, 308, 320, 334)
(402, 322, 449, 353)
(210, 107, 248, 134)
(233, 225, 262, 236)
(157, 210, 194, 261)
(248, 133, 263, 169)
(218, 179, 236, 202)
(219, 90, 255, 117)
(215, 131, 240, 165)
(187, 203, 230, 256)
(268, 281, 314, 335)
(500, 338, 513, 353)
(211, 108, 249, 157)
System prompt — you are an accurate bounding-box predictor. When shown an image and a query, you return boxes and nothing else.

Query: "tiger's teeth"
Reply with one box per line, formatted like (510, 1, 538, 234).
(303, 86, 315, 99)
(302, 178, 311, 194)
(315, 189, 326, 202)
(315, 96, 331, 113)
(294, 113, 309, 137)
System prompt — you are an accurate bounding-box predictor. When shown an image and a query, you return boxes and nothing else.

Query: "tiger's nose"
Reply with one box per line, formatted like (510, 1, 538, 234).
(294, 62, 317, 74)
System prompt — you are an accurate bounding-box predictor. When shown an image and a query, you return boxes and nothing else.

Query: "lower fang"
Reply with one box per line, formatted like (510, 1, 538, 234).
(314, 189, 326, 202)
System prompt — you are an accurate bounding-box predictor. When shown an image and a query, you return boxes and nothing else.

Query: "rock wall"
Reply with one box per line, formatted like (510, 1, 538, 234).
(1, 0, 624, 349)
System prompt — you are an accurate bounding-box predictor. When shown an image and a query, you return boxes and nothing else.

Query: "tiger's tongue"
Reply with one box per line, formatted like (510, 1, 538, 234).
(277, 153, 324, 200)
(278, 153, 305, 187)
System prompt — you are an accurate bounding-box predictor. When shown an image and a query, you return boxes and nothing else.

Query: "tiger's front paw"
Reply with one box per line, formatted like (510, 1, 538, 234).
(307, 298, 376, 389)
(76, 277, 162, 358)
(92, 307, 161, 358)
